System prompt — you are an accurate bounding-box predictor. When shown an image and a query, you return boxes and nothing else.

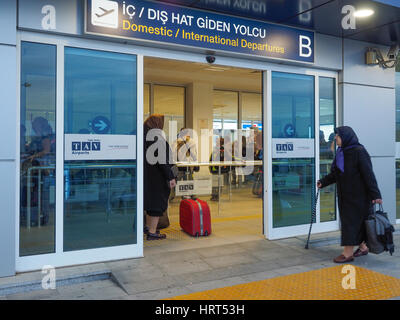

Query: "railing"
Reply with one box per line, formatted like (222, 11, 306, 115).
(25, 163, 137, 229)
(26, 166, 55, 230)
(24, 161, 264, 227)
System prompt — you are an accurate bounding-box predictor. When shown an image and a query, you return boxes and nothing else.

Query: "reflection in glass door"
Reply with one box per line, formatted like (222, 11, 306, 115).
(64, 48, 138, 251)
(19, 42, 57, 257)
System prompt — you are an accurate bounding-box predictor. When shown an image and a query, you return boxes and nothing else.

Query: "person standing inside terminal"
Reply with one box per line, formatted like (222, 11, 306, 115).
(317, 126, 382, 263)
(172, 127, 198, 181)
(144, 114, 177, 240)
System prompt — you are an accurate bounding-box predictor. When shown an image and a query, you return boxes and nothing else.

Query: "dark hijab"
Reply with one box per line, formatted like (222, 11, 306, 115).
(335, 126, 361, 148)
(333, 126, 362, 173)
(144, 114, 164, 136)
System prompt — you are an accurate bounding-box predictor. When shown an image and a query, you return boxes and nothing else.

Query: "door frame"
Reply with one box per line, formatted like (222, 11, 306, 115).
(16, 30, 340, 271)
(397, 145, 400, 225)
(16, 31, 144, 272)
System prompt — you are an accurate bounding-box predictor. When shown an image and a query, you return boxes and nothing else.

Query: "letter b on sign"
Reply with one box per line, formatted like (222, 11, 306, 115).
(341, 265, 356, 290)
(299, 35, 312, 58)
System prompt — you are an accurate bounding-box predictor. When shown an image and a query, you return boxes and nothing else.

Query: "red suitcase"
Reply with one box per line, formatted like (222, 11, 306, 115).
(179, 198, 211, 237)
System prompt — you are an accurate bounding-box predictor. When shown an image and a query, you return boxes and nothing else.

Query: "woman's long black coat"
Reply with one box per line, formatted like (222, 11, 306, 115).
(320, 128, 381, 246)
(144, 130, 175, 213)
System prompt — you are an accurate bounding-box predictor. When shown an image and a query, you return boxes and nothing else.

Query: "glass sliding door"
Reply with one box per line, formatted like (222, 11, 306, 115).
(271, 72, 315, 228)
(64, 47, 137, 251)
(20, 42, 57, 256)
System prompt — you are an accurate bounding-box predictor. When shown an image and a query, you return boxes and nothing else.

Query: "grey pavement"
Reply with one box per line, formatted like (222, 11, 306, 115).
(1, 228, 400, 300)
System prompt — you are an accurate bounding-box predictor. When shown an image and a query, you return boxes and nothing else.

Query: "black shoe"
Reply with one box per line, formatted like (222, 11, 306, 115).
(146, 232, 167, 240)
(144, 226, 160, 235)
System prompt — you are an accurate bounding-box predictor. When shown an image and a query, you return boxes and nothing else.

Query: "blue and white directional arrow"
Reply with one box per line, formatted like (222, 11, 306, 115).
(91, 116, 111, 134)
(95, 120, 107, 131)
(284, 124, 295, 138)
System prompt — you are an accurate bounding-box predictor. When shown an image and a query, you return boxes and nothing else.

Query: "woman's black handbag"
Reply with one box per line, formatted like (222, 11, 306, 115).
(171, 165, 179, 179)
(144, 210, 170, 230)
(365, 204, 395, 255)
(252, 170, 263, 197)
(157, 210, 170, 229)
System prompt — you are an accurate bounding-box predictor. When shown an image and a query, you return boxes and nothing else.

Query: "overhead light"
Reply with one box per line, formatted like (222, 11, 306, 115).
(204, 66, 230, 72)
(354, 9, 374, 18)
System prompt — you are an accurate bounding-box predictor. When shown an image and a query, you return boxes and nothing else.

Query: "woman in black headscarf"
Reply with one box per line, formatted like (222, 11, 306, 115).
(317, 126, 382, 263)
(144, 114, 177, 240)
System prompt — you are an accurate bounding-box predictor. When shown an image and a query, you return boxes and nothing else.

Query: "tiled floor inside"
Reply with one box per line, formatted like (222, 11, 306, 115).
(144, 185, 264, 252)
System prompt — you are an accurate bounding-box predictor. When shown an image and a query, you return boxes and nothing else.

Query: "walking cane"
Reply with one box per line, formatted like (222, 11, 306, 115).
(305, 188, 320, 249)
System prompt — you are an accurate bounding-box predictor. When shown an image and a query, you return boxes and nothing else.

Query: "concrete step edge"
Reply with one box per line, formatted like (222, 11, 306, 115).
(0, 270, 112, 296)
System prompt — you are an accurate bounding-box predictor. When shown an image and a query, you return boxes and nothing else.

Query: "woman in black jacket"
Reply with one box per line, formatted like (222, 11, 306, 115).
(144, 114, 176, 240)
(317, 126, 382, 263)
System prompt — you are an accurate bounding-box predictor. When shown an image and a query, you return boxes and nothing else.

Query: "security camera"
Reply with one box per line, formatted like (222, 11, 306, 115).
(206, 55, 216, 64)
(387, 44, 399, 60)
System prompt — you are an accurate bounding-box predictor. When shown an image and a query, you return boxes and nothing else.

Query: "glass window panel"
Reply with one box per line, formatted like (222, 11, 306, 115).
(242, 92, 262, 130)
(272, 158, 315, 228)
(241, 92, 262, 159)
(213, 90, 238, 130)
(319, 77, 336, 222)
(272, 72, 315, 138)
(213, 90, 238, 151)
(20, 42, 56, 256)
(144, 83, 150, 122)
(64, 47, 137, 251)
(396, 73, 400, 142)
(153, 85, 185, 138)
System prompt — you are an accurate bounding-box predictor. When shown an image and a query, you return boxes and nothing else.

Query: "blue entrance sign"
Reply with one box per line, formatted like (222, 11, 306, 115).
(91, 116, 111, 134)
(86, 0, 314, 63)
(284, 124, 295, 138)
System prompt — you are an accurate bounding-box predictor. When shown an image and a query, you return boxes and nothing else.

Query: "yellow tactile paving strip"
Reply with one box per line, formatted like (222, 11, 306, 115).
(166, 266, 400, 300)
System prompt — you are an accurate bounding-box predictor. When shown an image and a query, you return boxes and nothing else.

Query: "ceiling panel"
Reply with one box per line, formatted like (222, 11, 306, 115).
(158, 0, 335, 24)
(144, 56, 262, 92)
(156, 0, 400, 45)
